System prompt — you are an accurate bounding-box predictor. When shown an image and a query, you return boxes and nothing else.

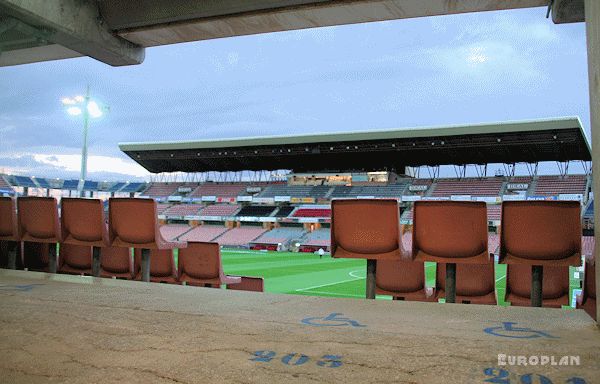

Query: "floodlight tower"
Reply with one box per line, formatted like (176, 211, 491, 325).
(61, 85, 106, 197)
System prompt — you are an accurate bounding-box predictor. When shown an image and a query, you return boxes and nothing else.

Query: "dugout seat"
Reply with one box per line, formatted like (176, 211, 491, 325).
(134, 248, 178, 283)
(227, 276, 265, 292)
(57, 243, 93, 276)
(61, 198, 108, 276)
(436, 260, 497, 305)
(577, 256, 596, 320)
(0, 197, 20, 269)
(108, 198, 186, 282)
(177, 241, 241, 287)
(505, 264, 570, 308)
(375, 259, 435, 301)
(18, 197, 61, 272)
(100, 246, 134, 279)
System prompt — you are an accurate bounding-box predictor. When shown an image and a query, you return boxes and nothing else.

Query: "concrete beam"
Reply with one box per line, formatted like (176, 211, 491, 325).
(553, 0, 585, 24)
(0, 43, 81, 66)
(584, 0, 600, 326)
(0, 0, 144, 66)
(106, 0, 548, 47)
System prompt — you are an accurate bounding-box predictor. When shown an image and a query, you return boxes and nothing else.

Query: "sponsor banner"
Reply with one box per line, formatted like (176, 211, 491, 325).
(502, 194, 527, 201)
(527, 195, 558, 201)
(506, 183, 529, 190)
(184, 215, 201, 221)
(258, 217, 278, 223)
(216, 197, 236, 203)
(300, 197, 315, 203)
(475, 196, 501, 203)
(401, 195, 421, 202)
(274, 195, 291, 202)
(253, 197, 275, 204)
(167, 195, 182, 202)
(154, 197, 167, 202)
(201, 195, 216, 202)
(450, 195, 472, 201)
(200, 215, 222, 221)
(237, 195, 252, 202)
(409, 185, 428, 192)
(400, 218, 413, 225)
(178, 187, 193, 193)
(298, 217, 320, 223)
(238, 216, 260, 222)
(558, 194, 583, 202)
(165, 215, 184, 221)
(422, 196, 451, 201)
(181, 197, 192, 203)
(246, 186, 262, 193)
(356, 195, 376, 199)
(157, 214, 166, 220)
(191, 197, 204, 202)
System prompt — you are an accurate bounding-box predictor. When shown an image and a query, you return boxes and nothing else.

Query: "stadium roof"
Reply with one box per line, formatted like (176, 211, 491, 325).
(120, 117, 591, 173)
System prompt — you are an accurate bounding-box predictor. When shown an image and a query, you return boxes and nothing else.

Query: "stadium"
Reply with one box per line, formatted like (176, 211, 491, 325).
(1, 1, 600, 383)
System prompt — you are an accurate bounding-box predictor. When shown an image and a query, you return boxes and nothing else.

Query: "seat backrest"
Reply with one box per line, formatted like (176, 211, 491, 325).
(17, 197, 61, 242)
(585, 257, 596, 300)
(178, 242, 221, 279)
(61, 198, 107, 246)
(101, 246, 132, 273)
(0, 197, 18, 241)
(60, 243, 92, 269)
(109, 198, 158, 247)
(501, 201, 581, 261)
(437, 261, 495, 296)
(228, 276, 264, 292)
(376, 259, 425, 293)
(507, 264, 569, 300)
(331, 199, 401, 255)
(134, 248, 175, 277)
(413, 201, 487, 259)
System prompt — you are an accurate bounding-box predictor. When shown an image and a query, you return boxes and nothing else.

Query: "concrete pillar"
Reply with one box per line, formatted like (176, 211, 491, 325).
(585, 0, 600, 325)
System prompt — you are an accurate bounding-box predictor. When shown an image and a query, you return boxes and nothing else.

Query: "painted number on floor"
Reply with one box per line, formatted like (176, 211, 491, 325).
(483, 368, 587, 383)
(250, 350, 342, 368)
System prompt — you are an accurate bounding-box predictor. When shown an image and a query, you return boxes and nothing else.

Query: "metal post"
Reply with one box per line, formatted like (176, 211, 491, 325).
(445, 263, 456, 303)
(366, 259, 376, 299)
(92, 246, 101, 277)
(585, 0, 600, 326)
(48, 243, 57, 273)
(531, 265, 543, 307)
(7, 241, 17, 269)
(79, 85, 90, 198)
(141, 248, 151, 282)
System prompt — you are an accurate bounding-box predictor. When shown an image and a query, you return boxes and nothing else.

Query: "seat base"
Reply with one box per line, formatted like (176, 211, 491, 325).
(436, 290, 497, 305)
(414, 250, 490, 264)
(332, 246, 404, 261)
(376, 287, 436, 302)
(506, 292, 568, 308)
(58, 264, 92, 276)
(500, 252, 582, 267)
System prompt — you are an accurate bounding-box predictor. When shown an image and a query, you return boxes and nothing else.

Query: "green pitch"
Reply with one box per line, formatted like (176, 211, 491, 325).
(219, 249, 582, 308)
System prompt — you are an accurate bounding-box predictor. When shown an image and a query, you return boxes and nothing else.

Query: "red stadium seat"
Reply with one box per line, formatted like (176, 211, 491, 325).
(505, 264, 570, 308)
(0, 197, 20, 269)
(227, 276, 264, 292)
(436, 260, 497, 305)
(177, 241, 241, 287)
(108, 198, 186, 282)
(100, 246, 134, 279)
(17, 197, 61, 273)
(134, 248, 178, 283)
(375, 259, 435, 301)
(577, 256, 596, 320)
(58, 243, 93, 275)
(61, 198, 108, 276)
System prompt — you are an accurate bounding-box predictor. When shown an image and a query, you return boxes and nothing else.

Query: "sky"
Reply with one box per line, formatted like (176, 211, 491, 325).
(0, 7, 591, 181)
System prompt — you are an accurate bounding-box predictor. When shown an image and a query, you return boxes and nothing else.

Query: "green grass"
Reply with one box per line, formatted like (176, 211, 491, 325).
(218, 249, 582, 308)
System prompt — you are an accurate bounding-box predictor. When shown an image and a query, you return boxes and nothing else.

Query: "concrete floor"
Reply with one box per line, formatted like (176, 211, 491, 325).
(0, 269, 598, 384)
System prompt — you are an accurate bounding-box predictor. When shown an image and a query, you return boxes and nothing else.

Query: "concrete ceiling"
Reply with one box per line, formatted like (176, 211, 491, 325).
(0, 0, 582, 67)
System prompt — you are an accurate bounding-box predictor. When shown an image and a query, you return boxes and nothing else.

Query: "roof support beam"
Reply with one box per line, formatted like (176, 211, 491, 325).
(0, 0, 144, 66)
(552, 0, 585, 24)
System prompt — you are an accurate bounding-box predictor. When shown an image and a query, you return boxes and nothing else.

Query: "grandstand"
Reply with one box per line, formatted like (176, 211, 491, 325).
(198, 204, 240, 217)
(162, 204, 203, 217)
(179, 225, 229, 242)
(159, 224, 192, 241)
(299, 228, 331, 252)
(250, 227, 306, 250)
(214, 226, 267, 247)
(190, 183, 246, 197)
(429, 177, 504, 197)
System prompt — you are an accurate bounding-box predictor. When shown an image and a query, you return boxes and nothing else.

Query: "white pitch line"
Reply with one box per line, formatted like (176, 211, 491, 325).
(495, 275, 506, 282)
(299, 290, 365, 298)
(295, 277, 364, 292)
(348, 270, 366, 279)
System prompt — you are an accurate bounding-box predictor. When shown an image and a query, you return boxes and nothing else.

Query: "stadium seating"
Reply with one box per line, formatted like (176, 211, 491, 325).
(13, 175, 36, 188)
(430, 177, 504, 197)
(108, 198, 186, 282)
(198, 204, 240, 216)
(214, 227, 267, 247)
(177, 242, 241, 287)
(273, 206, 295, 217)
(190, 184, 246, 197)
(227, 276, 265, 292)
(487, 205, 501, 222)
(578, 256, 596, 320)
(435, 261, 497, 304)
(0, 197, 19, 269)
(375, 259, 434, 301)
(60, 198, 108, 276)
(133, 249, 178, 283)
(107, 182, 126, 193)
(82, 180, 99, 191)
(0, 175, 14, 193)
(100, 246, 134, 279)
(157, 203, 172, 214)
(17, 197, 61, 273)
(236, 205, 277, 217)
(504, 264, 570, 308)
(160, 225, 192, 241)
(119, 182, 146, 193)
(62, 179, 80, 190)
(252, 227, 305, 245)
(258, 185, 313, 198)
(142, 183, 182, 197)
(34, 177, 51, 189)
(179, 225, 229, 242)
(533, 175, 587, 196)
(300, 228, 330, 250)
(58, 243, 93, 275)
(292, 207, 331, 218)
(162, 204, 203, 217)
